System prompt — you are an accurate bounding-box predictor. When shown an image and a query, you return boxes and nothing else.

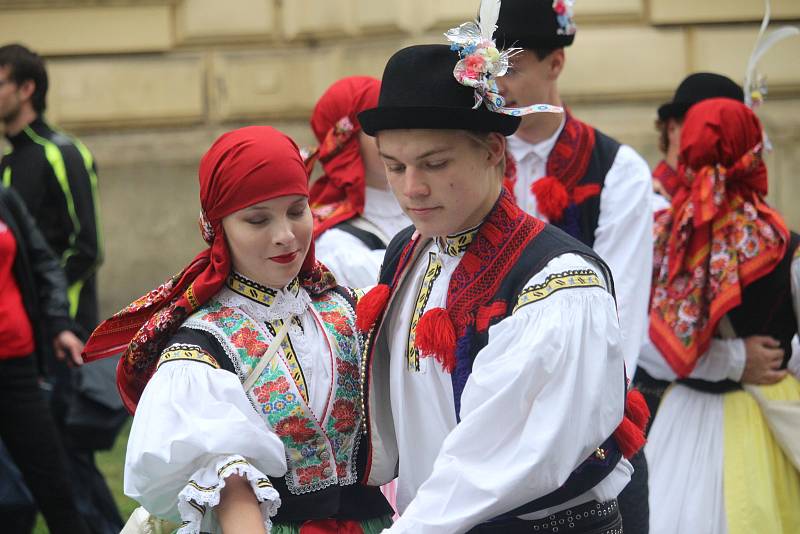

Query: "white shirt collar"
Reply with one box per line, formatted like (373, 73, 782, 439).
(507, 114, 566, 163)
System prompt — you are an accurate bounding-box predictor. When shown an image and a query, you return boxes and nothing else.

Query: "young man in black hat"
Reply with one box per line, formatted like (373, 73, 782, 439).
(355, 11, 647, 531)
(492, 0, 652, 395)
(490, 2, 653, 532)
(650, 72, 745, 202)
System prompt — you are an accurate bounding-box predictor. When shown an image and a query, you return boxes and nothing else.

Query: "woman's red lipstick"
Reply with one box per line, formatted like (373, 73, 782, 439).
(270, 251, 298, 264)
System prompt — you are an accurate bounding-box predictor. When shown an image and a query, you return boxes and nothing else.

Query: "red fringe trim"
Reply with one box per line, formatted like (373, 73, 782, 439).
(571, 183, 602, 205)
(613, 417, 646, 459)
(355, 284, 390, 333)
(415, 307, 457, 373)
(476, 301, 507, 332)
(624, 388, 650, 431)
(612, 389, 650, 458)
(531, 176, 569, 222)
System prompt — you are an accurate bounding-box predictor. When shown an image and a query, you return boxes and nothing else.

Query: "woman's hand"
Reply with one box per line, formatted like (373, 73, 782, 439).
(216, 474, 267, 534)
(53, 330, 84, 367)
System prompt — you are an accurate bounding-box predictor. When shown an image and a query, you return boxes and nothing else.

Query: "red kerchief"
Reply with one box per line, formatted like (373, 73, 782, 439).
(649, 99, 789, 377)
(84, 126, 316, 412)
(308, 76, 380, 238)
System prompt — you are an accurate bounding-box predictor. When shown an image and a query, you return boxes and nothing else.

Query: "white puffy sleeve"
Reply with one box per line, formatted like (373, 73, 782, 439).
(789, 253, 800, 379)
(593, 145, 654, 372)
(639, 337, 746, 382)
(124, 360, 288, 533)
(386, 254, 627, 533)
(315, 228, 385, 288)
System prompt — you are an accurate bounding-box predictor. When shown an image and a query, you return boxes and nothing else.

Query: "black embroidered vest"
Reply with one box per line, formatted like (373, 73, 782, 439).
(366, 223, 624, 515)
(557, 129, 620, 248)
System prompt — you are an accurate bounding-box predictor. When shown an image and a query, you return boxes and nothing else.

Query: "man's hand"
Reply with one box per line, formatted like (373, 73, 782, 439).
(741, 335, 786, 385)
(53, 330, 84, 367)
(653, 179, 671, 201)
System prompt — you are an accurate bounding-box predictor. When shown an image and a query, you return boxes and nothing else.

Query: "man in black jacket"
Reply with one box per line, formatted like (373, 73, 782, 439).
(0, 43, 124, 533)
(0, 185, 90, 534)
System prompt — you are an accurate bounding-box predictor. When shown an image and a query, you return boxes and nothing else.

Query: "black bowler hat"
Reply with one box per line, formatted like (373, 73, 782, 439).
(657, 73, 744, 121)
(358, 45, 521, 136)
(493, 0, 576, 51)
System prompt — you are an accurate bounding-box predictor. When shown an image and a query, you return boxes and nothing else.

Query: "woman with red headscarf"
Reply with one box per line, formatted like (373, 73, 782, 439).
(309, 76, 410, 288)
(643, 99, 800, 534)
(83, 127, 392, 533)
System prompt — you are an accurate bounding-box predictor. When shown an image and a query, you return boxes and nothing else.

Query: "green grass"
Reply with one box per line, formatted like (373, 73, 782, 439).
(33, 419, 136, 533)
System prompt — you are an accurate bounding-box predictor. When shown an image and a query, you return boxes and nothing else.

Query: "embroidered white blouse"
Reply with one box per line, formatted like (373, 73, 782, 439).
(124, 276, 356, 534)
(507, 123, 654, 373)
(366, 233, 632, 534)
(315, 186, 411, 288)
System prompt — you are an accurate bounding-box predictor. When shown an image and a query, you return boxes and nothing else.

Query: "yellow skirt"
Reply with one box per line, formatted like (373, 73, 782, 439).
(724, 376, 800, 534)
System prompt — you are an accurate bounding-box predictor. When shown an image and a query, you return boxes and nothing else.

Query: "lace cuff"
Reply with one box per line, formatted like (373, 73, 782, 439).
(176, 455, 281, 534)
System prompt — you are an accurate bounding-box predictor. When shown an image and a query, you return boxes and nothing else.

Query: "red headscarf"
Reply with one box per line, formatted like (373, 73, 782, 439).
(83, 126, 333, 412)
(649, 98, 789, 377)
(307, 76, 380, 238)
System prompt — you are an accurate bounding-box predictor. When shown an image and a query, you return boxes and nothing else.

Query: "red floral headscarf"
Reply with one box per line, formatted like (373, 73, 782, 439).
(307, 76, 380, 238)
(649, 98, 789, 377)
(83, 126, 332, 412)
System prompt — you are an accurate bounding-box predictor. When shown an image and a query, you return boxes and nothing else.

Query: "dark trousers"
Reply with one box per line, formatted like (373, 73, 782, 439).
(617, 449, 649, 534)
(49, 360, 125, 534)
(0, 355, 90, 534)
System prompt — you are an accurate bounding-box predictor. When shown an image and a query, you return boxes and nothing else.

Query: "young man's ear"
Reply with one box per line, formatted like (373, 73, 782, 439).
(486, 132, 507, 165)
(17, 79, 36, 103)
(548, 49, 566, 80)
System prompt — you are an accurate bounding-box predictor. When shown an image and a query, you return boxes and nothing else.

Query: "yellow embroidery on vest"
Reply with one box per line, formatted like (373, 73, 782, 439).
(514, 270, 603, 313)
(267, 317, 309, 404)
(157, 345, 220, 369)
(406, 252, 443, 371)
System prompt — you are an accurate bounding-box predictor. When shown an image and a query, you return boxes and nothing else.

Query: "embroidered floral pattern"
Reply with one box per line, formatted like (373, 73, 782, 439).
(187, 288, 362, 495)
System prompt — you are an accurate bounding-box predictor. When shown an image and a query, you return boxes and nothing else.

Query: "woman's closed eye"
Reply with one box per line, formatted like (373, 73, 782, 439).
(425, 160, 449, 170)
(386, 163, 406, 174)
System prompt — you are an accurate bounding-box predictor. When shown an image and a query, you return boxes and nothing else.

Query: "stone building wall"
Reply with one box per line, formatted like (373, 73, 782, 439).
(1, 0, 799, 315)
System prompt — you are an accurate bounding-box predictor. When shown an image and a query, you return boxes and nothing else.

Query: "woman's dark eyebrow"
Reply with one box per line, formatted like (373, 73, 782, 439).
(379, 147, 452, 162)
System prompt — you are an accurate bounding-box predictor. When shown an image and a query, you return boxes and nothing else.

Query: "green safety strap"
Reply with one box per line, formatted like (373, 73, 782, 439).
(2, 166, 10, 187)
(23, 125, 83, 316)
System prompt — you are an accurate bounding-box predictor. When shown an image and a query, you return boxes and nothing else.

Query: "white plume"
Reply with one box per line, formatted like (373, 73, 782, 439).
(478, 0, 502, 41)
(744, 0, 800, 106)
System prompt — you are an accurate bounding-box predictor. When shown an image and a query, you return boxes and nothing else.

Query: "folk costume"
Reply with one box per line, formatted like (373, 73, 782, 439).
(495, 0, 652, 375)
(83, 127, 392, 533)
(309, 76, 410, 288)
(644, 99, 800, 534)
(636, 72, 746, 418)
(355, 11, 647, 532)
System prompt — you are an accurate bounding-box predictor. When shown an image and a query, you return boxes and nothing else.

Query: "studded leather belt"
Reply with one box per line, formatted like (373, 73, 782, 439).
(469, 499, 622, 534)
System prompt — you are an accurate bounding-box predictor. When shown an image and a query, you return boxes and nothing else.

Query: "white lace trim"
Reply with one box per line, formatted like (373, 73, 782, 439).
(176, 454, 281, 534)
(217, 285, 312, 323)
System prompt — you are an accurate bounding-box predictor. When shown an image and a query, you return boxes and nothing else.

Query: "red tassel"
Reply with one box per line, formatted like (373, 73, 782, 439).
(624, 388, 650, 431)
(415, 308, 457, 372)
(531, 176, 569, 222)
(613, 416, 646, 459)
(355, 284, 390, 333)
